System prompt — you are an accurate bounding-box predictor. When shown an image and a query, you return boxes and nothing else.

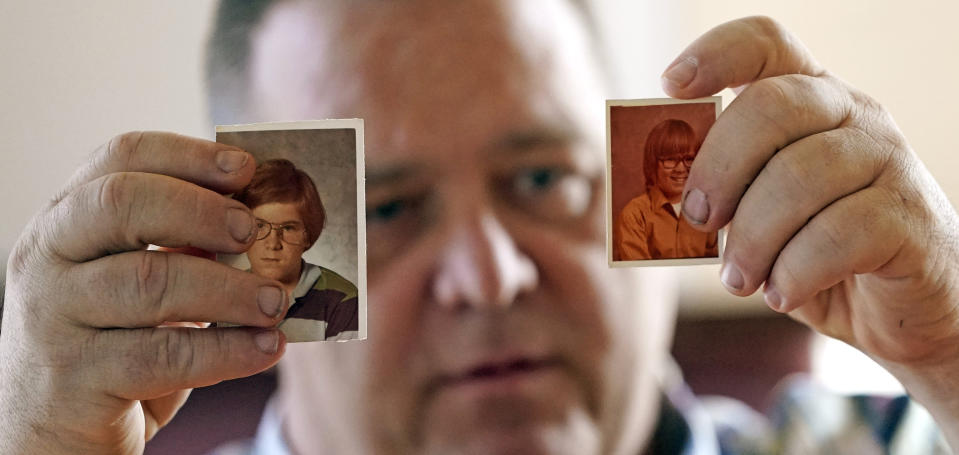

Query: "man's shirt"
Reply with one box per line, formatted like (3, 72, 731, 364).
(211, 365, 949, 454)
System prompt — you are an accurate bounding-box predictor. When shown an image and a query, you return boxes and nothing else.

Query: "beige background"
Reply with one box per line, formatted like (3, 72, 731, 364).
(2, 0, 957, 321)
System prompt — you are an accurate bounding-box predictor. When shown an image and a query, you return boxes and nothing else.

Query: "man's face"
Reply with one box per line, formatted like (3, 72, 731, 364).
(247, 202, 308, 283)
(656, 152, 695, 202)
(247, 1, 676, 453)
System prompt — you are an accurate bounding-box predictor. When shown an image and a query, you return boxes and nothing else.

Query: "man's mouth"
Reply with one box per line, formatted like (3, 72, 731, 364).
(434, 355, 564, 397)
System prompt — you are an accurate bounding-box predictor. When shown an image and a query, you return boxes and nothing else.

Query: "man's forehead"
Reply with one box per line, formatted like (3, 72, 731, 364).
(249, 0, 604, 161)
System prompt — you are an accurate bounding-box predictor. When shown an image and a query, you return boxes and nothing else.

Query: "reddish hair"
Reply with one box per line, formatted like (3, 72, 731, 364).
(234, 159, 326, 248)
(642, 119, 698, 189)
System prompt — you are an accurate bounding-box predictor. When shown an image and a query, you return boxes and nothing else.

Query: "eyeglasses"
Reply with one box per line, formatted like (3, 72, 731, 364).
(659, 156, 695, 170)
(255, 219, 308, 246)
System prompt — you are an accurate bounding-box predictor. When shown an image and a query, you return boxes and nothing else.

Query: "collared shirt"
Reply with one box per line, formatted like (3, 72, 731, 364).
(615, 186, 718, 261)
(211, 369, 949, 454)
(278, 261, 359, 342)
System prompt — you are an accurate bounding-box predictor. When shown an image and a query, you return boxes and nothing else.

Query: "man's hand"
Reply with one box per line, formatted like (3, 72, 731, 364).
(0, 132, 289, 454)
(667, 16, 959, 447)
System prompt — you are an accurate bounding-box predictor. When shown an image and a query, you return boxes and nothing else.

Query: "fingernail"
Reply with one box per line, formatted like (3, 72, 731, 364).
(662, 56, 698, 90)
(683, 188, 709, 225)
(226, 208, 254, 243)
(216, 149, 249, 174)
(764, 285, 783, 312)
(253, 330, 279, 354)
(720, 263, 745, 292)
(257, 286, 284, 317)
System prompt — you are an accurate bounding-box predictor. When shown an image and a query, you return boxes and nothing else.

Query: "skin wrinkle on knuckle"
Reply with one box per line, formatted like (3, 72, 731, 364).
(107, 131, 146, 172)
(91, 173, 141, 251)
(745, 15, 786, 75)
(765, 149, 822, 210)
(746, 15, 823, 78)
(149, 328, 196, 383)
(136, 251, 172, 320)
(742, 78, 798, 146)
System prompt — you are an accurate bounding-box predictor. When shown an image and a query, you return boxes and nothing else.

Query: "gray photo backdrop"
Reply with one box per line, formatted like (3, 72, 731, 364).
(216, 128, 359, 285)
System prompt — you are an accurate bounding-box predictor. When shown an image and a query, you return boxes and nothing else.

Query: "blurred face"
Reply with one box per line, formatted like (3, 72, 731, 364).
(247, 202, 308, 285)
(247, 1, 676, 454)
(656, 152, 695, 202)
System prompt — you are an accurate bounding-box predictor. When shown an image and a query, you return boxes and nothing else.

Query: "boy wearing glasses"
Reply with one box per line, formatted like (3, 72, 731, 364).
(615, 119, 719, 261)
(234, 158, 359, 342)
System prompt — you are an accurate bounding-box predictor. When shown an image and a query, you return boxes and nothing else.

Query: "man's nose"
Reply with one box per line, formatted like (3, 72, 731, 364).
(432, 212, 538, 310)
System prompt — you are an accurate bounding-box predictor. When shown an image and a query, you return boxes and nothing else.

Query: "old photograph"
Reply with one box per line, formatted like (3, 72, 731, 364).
(607, 97, 723, 266)
(217, 120, 366, 341)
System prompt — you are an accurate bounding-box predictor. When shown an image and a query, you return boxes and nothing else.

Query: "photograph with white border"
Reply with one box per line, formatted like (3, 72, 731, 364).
(217, 120, 367, 342)
(607, 97, 723, 267)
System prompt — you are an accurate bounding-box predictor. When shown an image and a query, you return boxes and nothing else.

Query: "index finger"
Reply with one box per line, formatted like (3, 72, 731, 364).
(53, 131, 256, 204)
(660, 16, 825, 98)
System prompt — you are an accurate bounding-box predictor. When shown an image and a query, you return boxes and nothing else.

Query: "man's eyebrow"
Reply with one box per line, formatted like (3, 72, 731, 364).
(366, 163, 425, 186)
(490, 128, 576, 154)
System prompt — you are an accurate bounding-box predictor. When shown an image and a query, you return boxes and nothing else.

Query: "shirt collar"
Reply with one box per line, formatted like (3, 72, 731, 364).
(291, 261, 322, 300)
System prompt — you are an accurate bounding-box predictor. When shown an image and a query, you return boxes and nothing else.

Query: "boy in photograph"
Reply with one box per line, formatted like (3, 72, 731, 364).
(616, 118, 718, 261)
(235, 158, 359, 342)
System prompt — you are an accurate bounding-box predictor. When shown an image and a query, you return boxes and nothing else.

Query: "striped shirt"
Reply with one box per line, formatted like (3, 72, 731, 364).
(278, 261, 359, 342)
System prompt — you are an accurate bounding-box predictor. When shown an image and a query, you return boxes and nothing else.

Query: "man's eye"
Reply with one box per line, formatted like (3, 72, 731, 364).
(518, 168, 557, 192)
(368, 199, 407, 224)
(365, 194, 430, 268)
(280, 225, 297, 232)
(503, 167, 593, 222)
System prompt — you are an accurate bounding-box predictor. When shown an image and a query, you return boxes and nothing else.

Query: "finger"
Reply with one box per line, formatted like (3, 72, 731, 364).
(44, 172, 256, 262)
(761, 185, 909, 315)
(680, 73, 854, 232)
(94, 326, 285, 400)
(719, 126, 891, 295)
(54, 131, 255, 203)
(65, 250, 288, 328)
(661, 16, 824, 98)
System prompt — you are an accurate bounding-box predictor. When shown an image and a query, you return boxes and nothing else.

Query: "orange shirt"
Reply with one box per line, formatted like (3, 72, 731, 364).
(615, 186, 718, 261)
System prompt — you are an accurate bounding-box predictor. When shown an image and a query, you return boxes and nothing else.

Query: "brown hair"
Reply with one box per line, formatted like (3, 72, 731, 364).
(642, 119, 698, 189)
(234, 159, 326, 248)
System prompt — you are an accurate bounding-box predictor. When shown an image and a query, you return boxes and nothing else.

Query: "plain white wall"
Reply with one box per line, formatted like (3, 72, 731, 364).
(2, 1, 957, 318)
(0, 1, 217, 278)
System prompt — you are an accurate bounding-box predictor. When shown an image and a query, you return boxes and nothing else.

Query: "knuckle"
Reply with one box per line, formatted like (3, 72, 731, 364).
(135, 251, 173, 317)
(8, 215, 60, 282)
(812, 215, 846, 255)
(93, 173, 141, 247)
(104, 131, 146, 170)
(743, 78, 795, 140)
(848, 94, 908, 160)
(8, 227, 40, 280)
(745, 15, 786, 41)
(149, 329, 197, 379)
(766, 151, 813, 203)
